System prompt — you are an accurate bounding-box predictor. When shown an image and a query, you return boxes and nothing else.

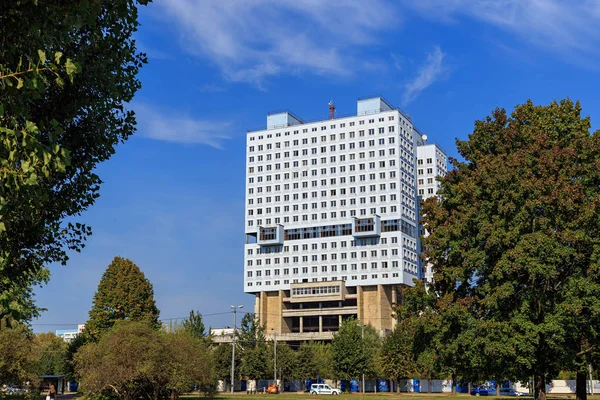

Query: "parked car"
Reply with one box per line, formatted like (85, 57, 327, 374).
(310, 384, 340, 395)
(500, 388, 528, 397)
(471, 386, 497, 396)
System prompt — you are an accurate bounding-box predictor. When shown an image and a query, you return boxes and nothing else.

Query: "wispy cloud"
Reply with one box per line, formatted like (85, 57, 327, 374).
(157, 0, 398, 86)
(402, 46, 445, 105)
(402, 0, 600, 67)
(198, 84, 226, 93)
(133, 102, 232, 149)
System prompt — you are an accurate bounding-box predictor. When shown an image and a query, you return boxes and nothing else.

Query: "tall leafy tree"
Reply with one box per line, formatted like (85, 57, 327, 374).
(379, 319, 417, 392)
(267, 341, 297, 383)
(238, 314, 268, 381)
(296, 341, 333, 381)
(420, 99, 600, 400)
(212, 343, 240, 385)
(33, 332, 68, 376)
(0, 0, 150, 322)
(0, 319, 36, 387)
(331, 317, 378, 382)
(86, 257, 160, 339)
(182, 310, 206, 340)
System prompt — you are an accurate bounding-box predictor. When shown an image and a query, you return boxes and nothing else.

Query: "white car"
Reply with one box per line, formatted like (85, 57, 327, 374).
(310, 384, 340, 395)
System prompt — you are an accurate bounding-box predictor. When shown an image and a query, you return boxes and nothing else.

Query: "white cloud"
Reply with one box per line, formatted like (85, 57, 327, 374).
(402, 46, 446, 105)
(402, 0, 600, 66)
(198, 84, 226, 93)
(157, 0, 397, 85)
(133, 103, 231, 149)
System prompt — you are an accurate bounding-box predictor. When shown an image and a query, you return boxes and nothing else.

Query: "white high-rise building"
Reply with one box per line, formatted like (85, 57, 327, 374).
(243, 97, 422, 340)
(416, 135, 448, 283)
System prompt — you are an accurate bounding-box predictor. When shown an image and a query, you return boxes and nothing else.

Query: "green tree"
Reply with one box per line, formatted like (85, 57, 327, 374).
(33, 332, 68, 376)
(182, 310, 206, 340)
(0, 319, 36, 387)
(331, 317, 378, 383)
(74, 321, 212, 400)
(212, 344, 240, 386)
(295, 341, 334, 381)
(238, 313, 268, 381)
(379, 320, 417, 392)
(0, 0, 150, 323)
(420, 99, 600, 400)
(267, 341, 297, 384)
(86, 257, 160, 339)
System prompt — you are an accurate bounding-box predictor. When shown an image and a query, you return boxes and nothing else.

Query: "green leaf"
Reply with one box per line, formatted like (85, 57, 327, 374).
(25, 173, 38, 185)
(0, 222, 5, 233)
(0, 104, 3, 117)
(38, 49, 46, 64)
(54, 51, 63, 64)
(25, 120, 39, 134)
(16, 78, 23, 89)
(65, 59, 79, 76)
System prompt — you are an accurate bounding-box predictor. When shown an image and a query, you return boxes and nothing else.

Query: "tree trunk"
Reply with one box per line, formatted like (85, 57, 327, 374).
(496, 381, 500, 397)
(535, 375, 546, 400)
(468, 382, 471, 393)
(576, 370, 588, 400)
(452, 373, 456, 394)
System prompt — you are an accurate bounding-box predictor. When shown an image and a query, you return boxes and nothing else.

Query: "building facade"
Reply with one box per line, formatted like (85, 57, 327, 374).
(243, 97, 422, 340)
(56, 324, 85, 342)
(416, 140, 448, 283)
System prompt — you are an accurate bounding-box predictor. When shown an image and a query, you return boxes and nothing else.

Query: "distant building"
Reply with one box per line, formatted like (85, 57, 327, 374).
(416, 134, 448, 284)
(55, 324, 85, 342)
(244, 97, 424, 341)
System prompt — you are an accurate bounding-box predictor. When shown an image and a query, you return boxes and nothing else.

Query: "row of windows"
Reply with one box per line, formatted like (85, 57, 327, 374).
(250, 191, 398, 206)
(248, 206, 418, 226)
(246, 260, 416, 276)
(248, 138, 399, 161)
(292, 285, 341, 296)
(246, 250, 417, 266)
(246, 271, 416, 287)
(247, 154, 399, 174)
(248, 120, 400, 144)
(248, 236, 417, 254)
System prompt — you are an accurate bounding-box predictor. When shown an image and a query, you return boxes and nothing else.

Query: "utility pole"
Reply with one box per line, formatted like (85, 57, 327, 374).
(357, 323, 365, 393)
(274, 332, 277, 385)
(230, 305, 243, 394)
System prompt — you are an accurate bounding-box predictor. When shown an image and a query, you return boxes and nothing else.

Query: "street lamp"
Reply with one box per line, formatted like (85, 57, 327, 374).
(230, 305, 243, 394)
(271, 328, 277, 389)
(357, 323, 365, 394)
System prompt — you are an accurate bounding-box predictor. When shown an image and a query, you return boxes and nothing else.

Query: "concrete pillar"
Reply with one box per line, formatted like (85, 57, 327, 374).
(357, 286, 364, 321)
(338, 315, 342, 327)
(299, 316, 303, 333)
(377, 284, 383, 331)
(319, 315, 323, 333)
(391, 285, 397, 305)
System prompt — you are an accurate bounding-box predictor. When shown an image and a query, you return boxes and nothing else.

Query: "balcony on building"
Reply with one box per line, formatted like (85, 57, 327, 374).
(352, 215, 381, 238)
(257, 224, 284, 246)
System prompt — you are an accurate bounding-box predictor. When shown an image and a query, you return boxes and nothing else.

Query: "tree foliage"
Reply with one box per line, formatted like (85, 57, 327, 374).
(267, 341, 297, 383)
(331, 317, 379, 381)
(32, 332, 68, 376)
(74, 321, 212, 400)
(238, 314, 268, 380)
(0, 0, 150, 322)
(182, 310, 206, 340)
(379, 319, 417, 389)
(296, 341, 333, 381)
(86, 257, 160, 339)
(0, 319, 36, 387)
(418, 99, 600, 400)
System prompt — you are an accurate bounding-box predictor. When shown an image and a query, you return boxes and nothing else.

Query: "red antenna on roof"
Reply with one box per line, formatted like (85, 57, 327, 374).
(328, 100, 335, 120)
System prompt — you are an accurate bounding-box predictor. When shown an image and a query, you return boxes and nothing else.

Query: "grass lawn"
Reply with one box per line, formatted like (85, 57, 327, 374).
(182, 393, 600, 400)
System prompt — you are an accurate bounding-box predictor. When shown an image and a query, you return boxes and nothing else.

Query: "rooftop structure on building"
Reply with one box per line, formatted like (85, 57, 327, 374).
(244, 96, 425, 342)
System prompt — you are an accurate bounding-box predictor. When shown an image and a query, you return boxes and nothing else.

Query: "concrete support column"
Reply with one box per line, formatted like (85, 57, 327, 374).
(299, 316, 303, 333)
(377, 284, 383, 330)
(338, 315, 342, 328)
(391, 285, 397, 305)
(357, 286, 364, 321)
(319, 315, 323, 333)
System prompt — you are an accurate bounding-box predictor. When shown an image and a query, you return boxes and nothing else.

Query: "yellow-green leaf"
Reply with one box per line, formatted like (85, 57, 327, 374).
(54, 51, 63, 64)
(38, 49, 46, 64)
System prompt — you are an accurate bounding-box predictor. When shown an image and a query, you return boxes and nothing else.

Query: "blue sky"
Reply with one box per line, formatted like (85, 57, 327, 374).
(33, 0, 600, 332)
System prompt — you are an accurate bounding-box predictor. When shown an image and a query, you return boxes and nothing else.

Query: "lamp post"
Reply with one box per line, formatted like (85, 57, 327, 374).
(357, 323, 365, 393)
(230, 305, 243, 394)
(272, 329, 277, 388)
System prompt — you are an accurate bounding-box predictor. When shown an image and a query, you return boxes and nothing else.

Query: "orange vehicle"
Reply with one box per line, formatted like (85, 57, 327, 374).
(267, 384, 279, 394)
